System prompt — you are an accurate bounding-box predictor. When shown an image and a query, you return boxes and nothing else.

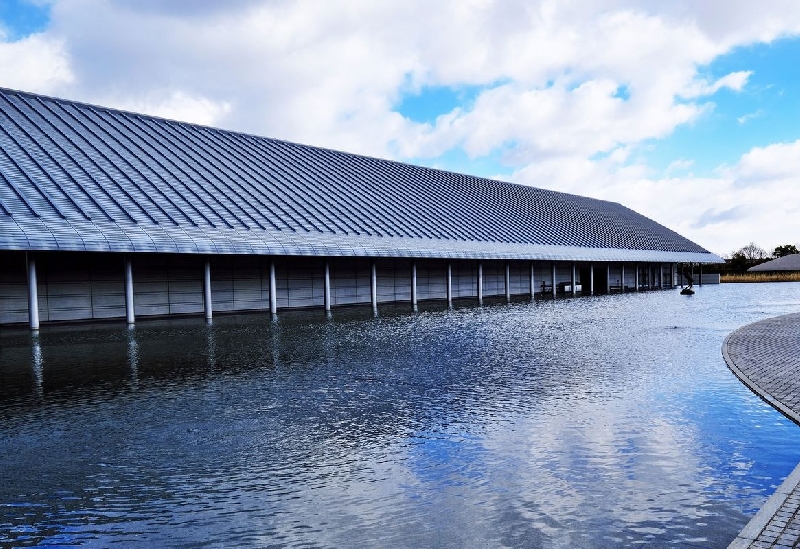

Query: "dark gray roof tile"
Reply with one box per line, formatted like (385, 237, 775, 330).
(0, 87, 721, 263)
(748, 254, 800, 272)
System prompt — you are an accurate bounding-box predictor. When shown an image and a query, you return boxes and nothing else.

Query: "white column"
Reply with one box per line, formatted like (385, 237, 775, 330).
(571, 263, 577, 296)
(699, 263, 703, 286)
(27, 253, 39, 331)
(530, 262, 535, 298)
(621, 264, 626, 293)
(505, 262, 511, 302)
(203, 259, 212, 321)
(124, 255, 135, 325)
(634, 263, 639, 292)
(411, 261, 418, 311)
(324, 260, 331, 312)
(477, 262, 483, 305)
(446, 262, 452, 307)
(371, 260, 378, 314)
(269, 260, 277, 317)
(589, 263, 594, 295)
(606, 264, 611, 294)
(551, 262, 557, 298)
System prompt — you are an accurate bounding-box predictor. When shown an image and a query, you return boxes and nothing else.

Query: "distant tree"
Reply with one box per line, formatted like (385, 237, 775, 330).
(728, 242, 768, 273)
(728, 252, 749, 273)
(738, 242, 768, 262)
(773, 244, 799, 258)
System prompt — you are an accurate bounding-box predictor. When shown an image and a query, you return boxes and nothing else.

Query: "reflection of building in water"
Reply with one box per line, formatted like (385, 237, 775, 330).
(0, 88, 722, 330)
(127, 326, 139, 388)
(31, 333, 43, 398)
(206, 323, 216, 370)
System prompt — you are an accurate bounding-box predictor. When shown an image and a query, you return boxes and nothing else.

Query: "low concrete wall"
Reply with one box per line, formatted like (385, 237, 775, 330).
(677, 273, 721, 286)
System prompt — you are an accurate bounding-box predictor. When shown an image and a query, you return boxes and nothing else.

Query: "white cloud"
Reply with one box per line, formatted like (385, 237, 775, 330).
(715, 70, 752, 92)
(0, 32, 73, 93)
(682, 70, 752, 98)
(737, 109, 763, 124)
(511, 139, 800, 257)
(23, 1, 766, 157)
(102, 90, 232, 128)
(730, 140, 800, 187)
(4, 0, 800, 253)
(665, 159, 694, 174)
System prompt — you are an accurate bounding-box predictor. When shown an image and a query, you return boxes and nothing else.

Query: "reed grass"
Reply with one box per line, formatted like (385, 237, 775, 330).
(721, 272, 800, 283)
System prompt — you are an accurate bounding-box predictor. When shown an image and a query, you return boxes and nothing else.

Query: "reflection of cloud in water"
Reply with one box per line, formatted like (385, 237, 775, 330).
(2, 285, 800, 546)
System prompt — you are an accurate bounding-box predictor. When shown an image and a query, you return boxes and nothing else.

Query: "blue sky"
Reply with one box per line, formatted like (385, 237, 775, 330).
(2, 0, 800, 255)
(0, 0, 48, 40)
(647, 39, 800, 175)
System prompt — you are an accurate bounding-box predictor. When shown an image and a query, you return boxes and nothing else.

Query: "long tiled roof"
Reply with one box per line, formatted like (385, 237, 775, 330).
(0, 87, 720, 262)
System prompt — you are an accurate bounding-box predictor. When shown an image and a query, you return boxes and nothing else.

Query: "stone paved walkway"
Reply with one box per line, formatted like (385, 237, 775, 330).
(724, 312, 800, 549)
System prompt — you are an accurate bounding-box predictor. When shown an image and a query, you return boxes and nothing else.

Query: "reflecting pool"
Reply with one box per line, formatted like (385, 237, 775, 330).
(2, 283, 800, 548)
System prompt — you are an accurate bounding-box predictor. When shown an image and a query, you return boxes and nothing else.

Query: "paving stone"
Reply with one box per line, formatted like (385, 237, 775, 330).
(724, 313, 800, 549)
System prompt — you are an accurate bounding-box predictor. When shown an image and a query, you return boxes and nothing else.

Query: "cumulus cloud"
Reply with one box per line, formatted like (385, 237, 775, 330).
(108, 90, 232, 128)
(510, 139, 800, 256)
(0, 32, 73, 93)
(730, 141, 800, 186)
(2, 0, 800, 252)
(665, 159, 694, 175)
(12, 0, 774, 156)
(682, 70, 752, 98)
(737, 109, 763, 124)
(691, 206, 746, 229)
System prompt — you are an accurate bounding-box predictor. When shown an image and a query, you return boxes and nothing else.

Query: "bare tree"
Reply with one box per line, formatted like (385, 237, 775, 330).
(738, 242, 768, 262)
(728, 242, 768, 273)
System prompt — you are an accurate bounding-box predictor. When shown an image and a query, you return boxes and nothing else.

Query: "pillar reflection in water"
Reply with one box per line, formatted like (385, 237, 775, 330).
(30, 333, 43, 399)
(269, 321, 281, 370)
(321, 319, 336, 368)
(206, 322, 217, 371)
(127, 325, 139, 389)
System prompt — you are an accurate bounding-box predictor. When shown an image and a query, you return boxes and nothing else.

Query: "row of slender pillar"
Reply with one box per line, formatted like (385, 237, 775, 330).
(23, 254, 678, 330)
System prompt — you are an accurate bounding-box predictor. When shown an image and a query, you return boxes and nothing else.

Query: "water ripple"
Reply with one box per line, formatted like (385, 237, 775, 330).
(1, 284, 800, 547)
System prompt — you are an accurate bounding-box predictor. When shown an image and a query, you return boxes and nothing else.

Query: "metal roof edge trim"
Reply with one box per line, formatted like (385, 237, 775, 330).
(0, 231, 724, 263)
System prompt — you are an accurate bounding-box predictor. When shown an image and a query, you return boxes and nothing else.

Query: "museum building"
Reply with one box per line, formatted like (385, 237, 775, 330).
(0, 88, 721, 329)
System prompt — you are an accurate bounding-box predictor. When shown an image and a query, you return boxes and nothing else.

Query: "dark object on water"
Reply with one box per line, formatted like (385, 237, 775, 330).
(680, 264, 695, 295)
(681, 265, 694, 287)
(681, 264, 694, 295)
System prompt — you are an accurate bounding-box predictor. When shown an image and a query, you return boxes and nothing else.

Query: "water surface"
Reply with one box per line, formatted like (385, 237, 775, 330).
(2, 283, 800, 548)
